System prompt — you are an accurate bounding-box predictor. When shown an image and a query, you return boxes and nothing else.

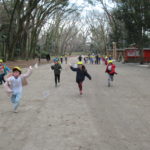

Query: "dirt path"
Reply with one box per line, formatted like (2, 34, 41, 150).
(0, 57, 99, 150)
(86, 63, 150, 150)
(5, 59, 49, 69)
(0, 57, 150, 150)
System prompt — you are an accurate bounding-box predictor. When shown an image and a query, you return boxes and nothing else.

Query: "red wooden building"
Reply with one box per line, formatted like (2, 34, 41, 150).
(143, 48, 150, 62)
(107, 48, 150, 63)
(124, 48, 150, 63)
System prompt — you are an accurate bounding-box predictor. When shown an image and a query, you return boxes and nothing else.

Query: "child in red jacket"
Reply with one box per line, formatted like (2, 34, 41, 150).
(105, 60, 117, 87)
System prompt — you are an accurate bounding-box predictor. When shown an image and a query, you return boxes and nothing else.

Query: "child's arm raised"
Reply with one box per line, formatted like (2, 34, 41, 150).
(22, 66, 32, 78)
(70, 66, 78, 72)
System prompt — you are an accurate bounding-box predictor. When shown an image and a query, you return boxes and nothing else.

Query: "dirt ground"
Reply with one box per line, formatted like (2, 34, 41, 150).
(5, 58, 49, 69)
(0, 57, 150, 150)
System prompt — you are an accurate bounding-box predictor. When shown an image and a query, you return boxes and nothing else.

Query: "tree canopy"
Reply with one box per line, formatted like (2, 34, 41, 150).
(0, 0, 149, 60)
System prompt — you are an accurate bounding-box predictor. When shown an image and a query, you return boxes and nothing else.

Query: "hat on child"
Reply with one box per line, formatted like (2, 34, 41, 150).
(108, 60, 113, 64)
(13, 66, 22, 74)
(54, 58, 59, 62)
(0, 59, 3, 63)
(77, 61, 83, 65)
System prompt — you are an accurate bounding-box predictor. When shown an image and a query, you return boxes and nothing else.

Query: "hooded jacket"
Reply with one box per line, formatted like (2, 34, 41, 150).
(105, 64, 117, 75)
(70, 66, 91, 83)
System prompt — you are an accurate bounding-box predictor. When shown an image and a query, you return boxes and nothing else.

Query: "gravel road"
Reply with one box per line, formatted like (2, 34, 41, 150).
(0, 57, 150, 150)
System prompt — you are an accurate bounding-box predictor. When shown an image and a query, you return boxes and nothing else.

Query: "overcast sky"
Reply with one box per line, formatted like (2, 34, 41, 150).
(42, 0, 114, 34)
(69, 0, 114, 16)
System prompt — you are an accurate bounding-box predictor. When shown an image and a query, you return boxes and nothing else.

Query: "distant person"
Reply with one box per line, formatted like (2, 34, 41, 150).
(4, 66, 32, 113)
(46, 54, 51, 62)
(104, 56, 108, 65)
(65, 55, 68, 64)
(108, 55, 112, 60)
(78, 55, 82, 61)
(88, 54, 90, 62)
(105, 60, 117, 87)
(0, 59, 11, 85)
(84, 57, 87, 64)
(90, 55, 94, 64)
(95, 55, 99, 64)
(53, 57, 59, 63)
(98, 55, 101, 64)
(51, 59, 62, 87)
(60, 56, 63, 64)
(70, 61, 91, 95)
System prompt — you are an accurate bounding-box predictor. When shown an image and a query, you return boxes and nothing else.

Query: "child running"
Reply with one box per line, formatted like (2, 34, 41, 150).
(70, 61, 91, 95)
(51, 59, 62, 87)
(105, 60, 117, 87)
(0, 59, 11, 84)
(65, 55, 68, 64)
(4, 66, 32, 113)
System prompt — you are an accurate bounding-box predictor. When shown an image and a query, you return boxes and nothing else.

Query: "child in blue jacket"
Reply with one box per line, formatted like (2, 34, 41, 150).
(0, 59, 11, 84)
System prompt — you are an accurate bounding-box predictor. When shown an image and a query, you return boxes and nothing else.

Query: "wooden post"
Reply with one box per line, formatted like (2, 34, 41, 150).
(112, 42, 117, 60)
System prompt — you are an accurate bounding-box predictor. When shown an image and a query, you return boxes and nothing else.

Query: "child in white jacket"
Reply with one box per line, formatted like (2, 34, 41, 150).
(4, 66, 32, 112)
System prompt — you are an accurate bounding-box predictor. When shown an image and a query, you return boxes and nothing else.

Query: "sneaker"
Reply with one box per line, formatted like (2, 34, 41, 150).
(108, 79, 111, 87)
(13, 110, 18, 113)
(14, 103, 19, 112)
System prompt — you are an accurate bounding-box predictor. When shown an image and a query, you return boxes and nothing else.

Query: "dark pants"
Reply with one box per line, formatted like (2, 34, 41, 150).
(0, 73, 5, 84)
(78, 82, 83, 91)
(108, 74, 114, 87)
(55, 74, 60, 85)
(65, 58, 67, 64)
(96, 59, 99, 64)
(60, 58, 63, 64)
